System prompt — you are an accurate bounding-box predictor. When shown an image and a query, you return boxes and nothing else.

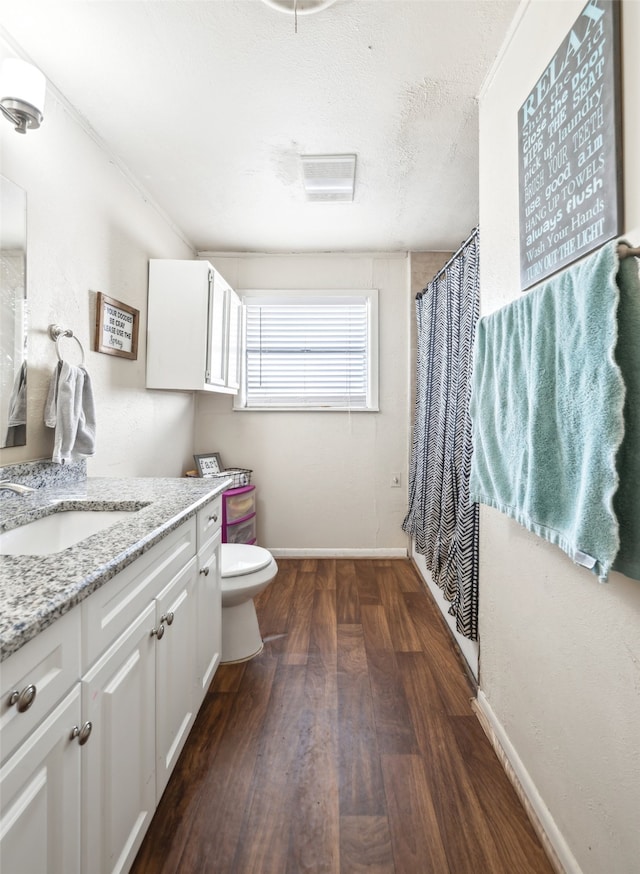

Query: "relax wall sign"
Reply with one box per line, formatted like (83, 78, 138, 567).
(518, 0, 623, 290)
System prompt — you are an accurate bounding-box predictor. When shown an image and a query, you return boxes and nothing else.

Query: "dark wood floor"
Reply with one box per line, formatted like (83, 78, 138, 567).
(131, 559, 554, 874)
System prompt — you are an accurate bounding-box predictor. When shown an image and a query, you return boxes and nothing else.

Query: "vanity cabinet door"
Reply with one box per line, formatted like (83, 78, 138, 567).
(194, 528, 222, 708)
(0, 684, 82, 874)
(154, 556, 198, 801)
(81, 604, 156, 874)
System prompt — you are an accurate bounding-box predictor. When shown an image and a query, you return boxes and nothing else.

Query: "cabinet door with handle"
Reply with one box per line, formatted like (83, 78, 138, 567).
(195, 528, 222, 707)
(81, 603, 156, 874)
(0, 684, 82, 874)
(154, 556, 198, 800)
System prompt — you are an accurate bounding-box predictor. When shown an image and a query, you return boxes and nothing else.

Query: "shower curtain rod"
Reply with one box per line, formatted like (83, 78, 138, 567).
(416, 226, 479, 299)
(416, 236, 638, 301)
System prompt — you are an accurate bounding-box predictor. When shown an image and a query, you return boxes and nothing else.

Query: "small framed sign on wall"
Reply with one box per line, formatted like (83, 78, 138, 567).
(95, 292, 140, 360)
(518, 0, 623, 290)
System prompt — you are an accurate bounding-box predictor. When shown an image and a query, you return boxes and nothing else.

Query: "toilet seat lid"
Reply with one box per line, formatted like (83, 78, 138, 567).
(221, 544, 273, 578)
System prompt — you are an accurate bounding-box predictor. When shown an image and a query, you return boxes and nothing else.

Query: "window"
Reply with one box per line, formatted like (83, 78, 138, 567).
(235, 290, 379, 411)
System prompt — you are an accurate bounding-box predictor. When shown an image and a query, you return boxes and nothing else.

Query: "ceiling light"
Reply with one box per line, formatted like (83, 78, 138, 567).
(0, 58, 46, 134)
(260, 0, 338, 32)
(260, 0, 338, 15)
(301, 154, 356, 202)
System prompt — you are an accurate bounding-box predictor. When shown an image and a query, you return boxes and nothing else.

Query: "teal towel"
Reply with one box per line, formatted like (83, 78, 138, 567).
(470, 241, 640, 582)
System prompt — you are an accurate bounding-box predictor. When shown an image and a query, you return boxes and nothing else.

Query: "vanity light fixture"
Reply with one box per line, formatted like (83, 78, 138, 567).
(301, 154, 356, 202)
(0, 59, 46, 134)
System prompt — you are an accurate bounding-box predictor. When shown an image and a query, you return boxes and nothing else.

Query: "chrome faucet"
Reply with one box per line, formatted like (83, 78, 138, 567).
(0, 481, 36, 495)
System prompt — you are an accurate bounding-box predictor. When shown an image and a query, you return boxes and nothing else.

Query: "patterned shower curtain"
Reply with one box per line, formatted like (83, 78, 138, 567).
(402, 230, 480, 640)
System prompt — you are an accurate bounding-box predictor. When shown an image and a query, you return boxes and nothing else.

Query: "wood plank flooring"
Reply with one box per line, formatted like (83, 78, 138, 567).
(130, 559, 554, 874)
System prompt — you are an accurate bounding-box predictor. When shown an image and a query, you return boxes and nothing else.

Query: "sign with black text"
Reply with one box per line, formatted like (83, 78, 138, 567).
(518, 0, 622, 290)
(95, 292, 139, 360)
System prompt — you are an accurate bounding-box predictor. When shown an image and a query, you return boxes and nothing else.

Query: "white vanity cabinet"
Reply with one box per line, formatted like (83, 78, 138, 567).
(0, 686, 82, 874)
(194, 496, 223, 707)
(0, 493, 224, 874)
(154, 553, 199, 798)
(80, 520, 199, 873)
(81, 603, 156, 874)
(0, 609, 83, 874)
(146, 259, 242, 394)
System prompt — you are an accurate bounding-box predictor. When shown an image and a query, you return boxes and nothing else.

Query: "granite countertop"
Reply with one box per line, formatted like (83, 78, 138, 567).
(0, 476, 230, 662)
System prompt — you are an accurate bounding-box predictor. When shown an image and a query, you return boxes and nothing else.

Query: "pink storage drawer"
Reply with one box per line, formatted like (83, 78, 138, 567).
(223, 485, 256, 525)
(224, 515, 256, 545)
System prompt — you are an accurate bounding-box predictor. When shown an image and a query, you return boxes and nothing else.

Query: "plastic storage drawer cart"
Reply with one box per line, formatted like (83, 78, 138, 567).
(222, 485, 257, 545)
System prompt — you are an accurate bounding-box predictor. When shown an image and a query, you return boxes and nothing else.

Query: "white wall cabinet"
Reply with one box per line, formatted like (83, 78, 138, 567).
(225, 287, 242, 392)
(0, 498, 223, 874)
(146, 259, 242, 393)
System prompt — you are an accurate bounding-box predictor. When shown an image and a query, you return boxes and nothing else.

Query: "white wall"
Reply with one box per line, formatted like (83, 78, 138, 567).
(0, 39, 196, 476)
(478, 2, 640, 873)
(194, 253, 412, 554)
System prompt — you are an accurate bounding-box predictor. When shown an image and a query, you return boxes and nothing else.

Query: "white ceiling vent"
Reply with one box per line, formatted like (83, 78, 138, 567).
(301, 154, 356, 202)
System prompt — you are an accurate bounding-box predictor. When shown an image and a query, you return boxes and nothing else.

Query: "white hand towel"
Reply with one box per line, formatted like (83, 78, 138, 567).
(45, 361, 97, 463)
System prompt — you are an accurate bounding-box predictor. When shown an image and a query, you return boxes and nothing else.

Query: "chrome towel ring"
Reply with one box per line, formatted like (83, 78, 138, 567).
(48, 324, 86, 365)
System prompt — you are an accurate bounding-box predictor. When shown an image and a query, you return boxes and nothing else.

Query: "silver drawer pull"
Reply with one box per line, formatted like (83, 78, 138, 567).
(70, 721, 93, 745)
(160, 611, 174, 626)
(199, 566, 210, 576)
(208, 513, 218, 523)
(8, 684, 37, 712)
(150, 624, 165, 640)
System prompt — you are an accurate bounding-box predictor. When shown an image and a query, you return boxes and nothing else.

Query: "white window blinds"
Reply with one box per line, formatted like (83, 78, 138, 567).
(238, 292, 378, 410)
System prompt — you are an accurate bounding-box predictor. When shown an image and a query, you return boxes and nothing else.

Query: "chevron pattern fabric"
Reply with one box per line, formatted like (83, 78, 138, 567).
(403, 231, 480, 640)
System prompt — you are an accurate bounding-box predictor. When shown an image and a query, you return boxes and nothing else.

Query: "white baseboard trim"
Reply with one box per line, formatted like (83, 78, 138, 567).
(268, 547, 408, 559)
(473, 691, 582, 874)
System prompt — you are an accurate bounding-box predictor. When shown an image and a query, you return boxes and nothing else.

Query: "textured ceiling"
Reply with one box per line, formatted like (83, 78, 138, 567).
(0, 0, 519, 253)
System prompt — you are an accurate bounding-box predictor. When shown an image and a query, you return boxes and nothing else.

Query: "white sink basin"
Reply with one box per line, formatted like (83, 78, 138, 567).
(0, 510, 137, 556)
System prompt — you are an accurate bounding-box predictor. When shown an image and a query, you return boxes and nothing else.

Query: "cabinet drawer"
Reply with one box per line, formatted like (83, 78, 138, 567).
(82, 519, 196, 671)
(0, 608, 80, 765)
(224, 489, 256, 524)
(224, 515, 256, 545)
(197, 495, 222, 551)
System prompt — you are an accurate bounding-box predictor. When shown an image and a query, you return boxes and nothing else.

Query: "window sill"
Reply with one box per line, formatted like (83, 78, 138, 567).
(232, 406, 380, 413)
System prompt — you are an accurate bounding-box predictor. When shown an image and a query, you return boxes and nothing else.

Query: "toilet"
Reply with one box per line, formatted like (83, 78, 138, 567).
(219, 543, 278, 663)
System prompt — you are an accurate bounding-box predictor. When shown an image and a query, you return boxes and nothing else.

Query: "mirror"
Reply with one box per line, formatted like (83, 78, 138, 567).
(0, 176, 27, 448)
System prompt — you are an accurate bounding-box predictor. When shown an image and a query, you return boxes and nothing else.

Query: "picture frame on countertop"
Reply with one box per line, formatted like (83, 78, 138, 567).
(193, 452, 224, 477)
